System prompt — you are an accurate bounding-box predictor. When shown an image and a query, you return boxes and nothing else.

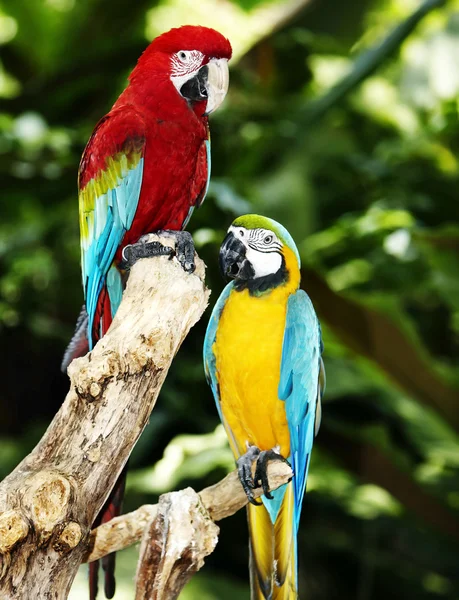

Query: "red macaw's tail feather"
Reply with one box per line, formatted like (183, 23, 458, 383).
(101, 552, 116, 599)
(61, 286, 113, 374)
(61, 305, 89, 373)
(89, 465, 128, 600)
(89, 561, 99, 600)
(93, 285, 114, 345)
(248, 483, 297, 600)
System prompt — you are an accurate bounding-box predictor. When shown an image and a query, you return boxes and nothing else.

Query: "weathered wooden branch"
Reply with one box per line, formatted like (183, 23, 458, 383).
(135, 488, 219, 600)
(0, 234, 210, 600)
(78, 462, 292, 600)
(84, 460, 293, 564)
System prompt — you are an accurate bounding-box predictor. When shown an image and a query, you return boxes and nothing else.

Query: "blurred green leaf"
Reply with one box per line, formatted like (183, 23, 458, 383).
(128, 426, 234, 495)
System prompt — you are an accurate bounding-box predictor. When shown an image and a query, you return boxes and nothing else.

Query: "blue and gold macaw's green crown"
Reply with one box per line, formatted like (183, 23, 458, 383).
(231, 214, 301, 266)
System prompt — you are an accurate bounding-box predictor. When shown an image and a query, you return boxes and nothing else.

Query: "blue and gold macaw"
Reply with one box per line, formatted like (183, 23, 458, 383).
(204, 214, 325, 599)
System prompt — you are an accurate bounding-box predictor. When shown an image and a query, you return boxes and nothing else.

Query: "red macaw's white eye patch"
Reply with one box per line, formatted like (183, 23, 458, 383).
(171, 50, 204, 77)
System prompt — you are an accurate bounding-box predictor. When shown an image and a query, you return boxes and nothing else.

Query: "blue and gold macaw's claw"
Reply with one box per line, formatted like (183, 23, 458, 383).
(237, 445, 262, 505)
(254, 449, 291, 500)
(158, 230, 196, 274)
(120, 239, 174, 270)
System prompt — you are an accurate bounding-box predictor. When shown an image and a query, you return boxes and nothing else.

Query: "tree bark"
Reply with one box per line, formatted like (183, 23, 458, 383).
(0, 234, 210, 600)
(135, 488, 219, 600)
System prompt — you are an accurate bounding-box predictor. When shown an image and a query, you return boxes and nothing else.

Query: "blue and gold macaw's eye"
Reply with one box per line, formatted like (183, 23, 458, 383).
(247, 228, 282, 254)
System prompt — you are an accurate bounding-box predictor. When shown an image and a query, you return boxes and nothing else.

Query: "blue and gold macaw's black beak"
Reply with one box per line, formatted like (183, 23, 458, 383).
(219, 232, 255, 281)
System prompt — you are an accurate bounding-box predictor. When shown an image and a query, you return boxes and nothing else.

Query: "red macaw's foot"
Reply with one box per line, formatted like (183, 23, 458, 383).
(253, 448, 291, 500)
(157, 230, 196, 274)
(120, 239, 174, 270)
(120, 231, 196, 273)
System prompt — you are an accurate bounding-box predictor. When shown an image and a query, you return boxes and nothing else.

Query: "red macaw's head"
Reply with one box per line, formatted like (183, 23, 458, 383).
(129, 25, 232, 117)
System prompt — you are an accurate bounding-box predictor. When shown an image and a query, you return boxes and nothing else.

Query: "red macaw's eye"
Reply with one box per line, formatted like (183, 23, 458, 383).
(174, 50, 204, 69)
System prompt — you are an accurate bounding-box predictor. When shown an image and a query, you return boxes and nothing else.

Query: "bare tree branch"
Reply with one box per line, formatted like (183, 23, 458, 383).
(135, 488, 219, 600)
(84, 461, 293, 564)
(0, 234, 209, 600)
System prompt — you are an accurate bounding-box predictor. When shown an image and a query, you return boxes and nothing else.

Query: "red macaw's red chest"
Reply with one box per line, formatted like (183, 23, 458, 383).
(117, 113, 209, 258)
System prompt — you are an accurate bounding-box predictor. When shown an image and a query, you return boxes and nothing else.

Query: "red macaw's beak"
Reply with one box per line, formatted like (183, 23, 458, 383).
(204, 58, 229, 115)
(179, 58, 229, 115)
(219, 231, 255, 281)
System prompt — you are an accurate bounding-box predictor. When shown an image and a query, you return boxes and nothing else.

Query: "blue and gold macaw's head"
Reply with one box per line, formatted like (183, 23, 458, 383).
(219, 214, 301, 293)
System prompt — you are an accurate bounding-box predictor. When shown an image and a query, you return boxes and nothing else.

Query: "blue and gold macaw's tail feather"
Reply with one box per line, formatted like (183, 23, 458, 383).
(248, 482, 297, 600)
(61, 305, 89, 373)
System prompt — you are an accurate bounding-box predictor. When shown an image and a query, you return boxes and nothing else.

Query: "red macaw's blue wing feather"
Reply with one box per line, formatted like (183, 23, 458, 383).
(278, 289, 324, 531)
(78, 109, 145, 600)
(78, 108, 146, 348)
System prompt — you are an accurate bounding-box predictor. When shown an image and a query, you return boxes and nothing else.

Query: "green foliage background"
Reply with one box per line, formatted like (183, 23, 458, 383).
(1, 0, 459, 598)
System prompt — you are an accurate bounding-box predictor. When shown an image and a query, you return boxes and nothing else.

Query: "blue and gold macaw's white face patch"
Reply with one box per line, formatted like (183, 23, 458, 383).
(228, 225, 283, 278)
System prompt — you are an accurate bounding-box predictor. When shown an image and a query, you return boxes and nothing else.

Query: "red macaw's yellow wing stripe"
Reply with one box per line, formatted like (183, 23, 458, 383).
(248, 482, 297, 600)
(78, 131, 145, 348)
(79, 147, 143, 247)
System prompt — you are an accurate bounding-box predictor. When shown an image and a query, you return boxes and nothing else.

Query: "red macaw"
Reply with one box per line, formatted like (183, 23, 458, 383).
(61, 25, 232, 599)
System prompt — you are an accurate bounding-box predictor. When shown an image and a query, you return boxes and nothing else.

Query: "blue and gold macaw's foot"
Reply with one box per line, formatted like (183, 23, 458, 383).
(237, 445, 262, 506)
(120, 238, 174, 270)
(157, 230, 196, 274)
(254, 448, 292, 500)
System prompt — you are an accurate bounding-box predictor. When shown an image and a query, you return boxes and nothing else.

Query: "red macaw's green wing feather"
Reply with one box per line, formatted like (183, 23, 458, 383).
(78, 107, 146, 348)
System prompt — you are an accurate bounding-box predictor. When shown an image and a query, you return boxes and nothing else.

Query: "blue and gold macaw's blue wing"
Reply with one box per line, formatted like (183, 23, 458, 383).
(203, 282, 240, 455)
(203, 283, 229, 417)
(79, 108, 146, 348)
(278, 289, 324, 532)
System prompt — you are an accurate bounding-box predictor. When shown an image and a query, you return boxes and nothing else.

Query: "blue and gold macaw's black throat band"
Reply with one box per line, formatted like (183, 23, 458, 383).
(219, 231, 288, 294)
(237, 260, 288, 294)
